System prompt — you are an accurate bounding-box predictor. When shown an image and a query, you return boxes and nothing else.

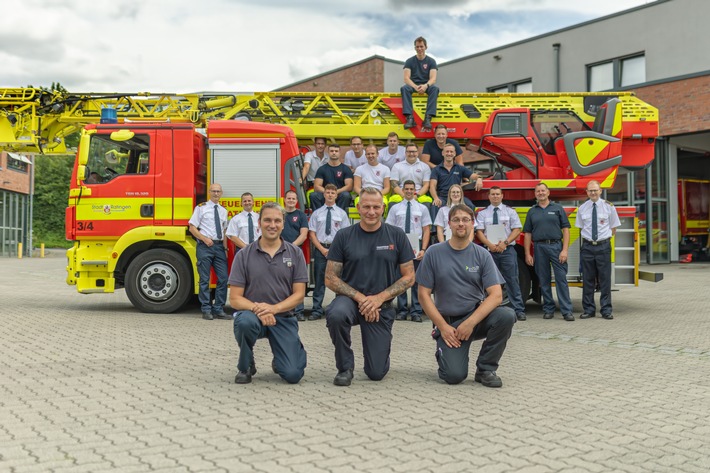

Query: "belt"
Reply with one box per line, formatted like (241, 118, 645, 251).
(535, 239, 560, 244)
(200, 239, 222, 244)
(442, 314, 467, 324)
(320, 242, 332, 248)
(381, 299, 394, 309)
(583, 237, 611, 246)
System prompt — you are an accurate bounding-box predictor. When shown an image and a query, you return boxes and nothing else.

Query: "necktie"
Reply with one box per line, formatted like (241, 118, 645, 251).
(325, 207, 332, 236)
(248, 213, 255, 243)
(405, 201, 411, 234)
(214, 205, 222, 240)
(493, 207, 499, 225)
(592, 202, 598, 241)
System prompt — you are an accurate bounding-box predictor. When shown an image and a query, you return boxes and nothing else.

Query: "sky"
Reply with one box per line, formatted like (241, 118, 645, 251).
(1, 0, 655, 93)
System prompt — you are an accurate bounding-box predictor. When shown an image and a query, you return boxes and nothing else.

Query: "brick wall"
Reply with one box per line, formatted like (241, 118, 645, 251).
(633, 74, 710, 137)
(0, 152, 32, 195)
(277, 58, 385, 93)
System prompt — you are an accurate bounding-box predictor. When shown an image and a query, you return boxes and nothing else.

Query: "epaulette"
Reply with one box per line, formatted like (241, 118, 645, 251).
(607, 201, 614, 206)
(198, 202, 207, 207)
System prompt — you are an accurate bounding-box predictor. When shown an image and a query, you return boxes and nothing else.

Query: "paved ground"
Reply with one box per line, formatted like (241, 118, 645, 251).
(1, 256, 709, 473)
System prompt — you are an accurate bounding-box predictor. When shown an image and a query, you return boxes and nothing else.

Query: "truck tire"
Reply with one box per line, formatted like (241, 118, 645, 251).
(518, 257, 532, 304)
(125, 249, 192, 313)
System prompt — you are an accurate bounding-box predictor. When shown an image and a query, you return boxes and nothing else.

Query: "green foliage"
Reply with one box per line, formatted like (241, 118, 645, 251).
(33, 154, 74, 247)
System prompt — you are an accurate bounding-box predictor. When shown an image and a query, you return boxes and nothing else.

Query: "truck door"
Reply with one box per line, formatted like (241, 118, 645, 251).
(77, 130, 156, 238)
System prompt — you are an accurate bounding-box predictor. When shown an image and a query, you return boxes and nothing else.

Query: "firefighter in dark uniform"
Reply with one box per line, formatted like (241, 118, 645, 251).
(324, 187, 415, 386)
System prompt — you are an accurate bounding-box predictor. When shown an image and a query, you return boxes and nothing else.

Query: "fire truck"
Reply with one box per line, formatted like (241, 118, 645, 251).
(0, 89, 659, 313)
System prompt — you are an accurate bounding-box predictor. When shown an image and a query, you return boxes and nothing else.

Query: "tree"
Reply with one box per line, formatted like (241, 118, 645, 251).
(33, 154, 74, 247)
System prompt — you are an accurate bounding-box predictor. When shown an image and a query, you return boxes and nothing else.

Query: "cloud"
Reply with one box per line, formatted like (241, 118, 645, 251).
(0, 0, 652, 92)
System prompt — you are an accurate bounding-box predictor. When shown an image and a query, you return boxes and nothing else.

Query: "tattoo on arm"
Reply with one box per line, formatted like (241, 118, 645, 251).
(325, 261, 359, 299)
(382, 261, 415, 299)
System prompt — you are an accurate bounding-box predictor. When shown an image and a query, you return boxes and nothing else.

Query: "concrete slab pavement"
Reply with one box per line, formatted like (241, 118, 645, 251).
(1, 257, 709, 472)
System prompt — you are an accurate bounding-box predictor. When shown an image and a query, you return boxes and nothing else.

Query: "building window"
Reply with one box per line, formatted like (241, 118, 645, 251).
(7, 156, 29, 173)
(588, 54, 645, 91)
(488, 79, 533, 93)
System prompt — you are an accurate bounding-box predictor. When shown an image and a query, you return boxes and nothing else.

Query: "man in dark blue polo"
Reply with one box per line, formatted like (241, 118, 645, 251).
(310, 144, 354, 211)
(429, 143, 478, 222)
(523, 182, 574, 321)
(229, 202, 309, 384)
(282, 189, 309, 321)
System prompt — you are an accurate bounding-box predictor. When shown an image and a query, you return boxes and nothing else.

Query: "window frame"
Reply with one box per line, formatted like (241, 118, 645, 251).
(587, 53, 646, 91)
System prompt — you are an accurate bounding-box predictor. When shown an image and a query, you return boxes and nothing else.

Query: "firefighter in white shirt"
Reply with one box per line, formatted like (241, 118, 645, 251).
(385, 180, 431, 322)
(475, 186, 526, 321)
(575, 180, 621, 320)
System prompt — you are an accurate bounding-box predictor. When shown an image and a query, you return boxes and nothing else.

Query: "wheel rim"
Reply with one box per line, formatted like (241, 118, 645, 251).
(137, 261, 179, 302)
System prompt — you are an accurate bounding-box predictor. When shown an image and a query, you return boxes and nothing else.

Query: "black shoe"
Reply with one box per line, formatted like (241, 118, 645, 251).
(580, 313, 596, 319)
(333, 369, 354, 386)
(307, 313, 323, 321)
(234, 371, 252, 384)
(516, 313, 527, 321)
(213, 310, 232, 320)
(403, 116, 416, 129)
(202, 312, 214, 320)
(411, 314, 423, 323)
(421, 116, 432, 130)
(601, 313, 614, 320)
(296, 313, 306, 322)
(395, 313, 407, 321)
(543, 313, 554, 319)
(563, 313, 575, 322)
(474, 370, 502, 388)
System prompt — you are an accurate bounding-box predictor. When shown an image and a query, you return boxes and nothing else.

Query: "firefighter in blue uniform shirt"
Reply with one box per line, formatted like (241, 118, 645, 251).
(188, 183, 230, 320)
(575, 180, 621, 320)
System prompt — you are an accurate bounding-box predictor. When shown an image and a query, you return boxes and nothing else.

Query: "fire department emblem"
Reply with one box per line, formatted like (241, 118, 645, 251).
(423, 64, 429, 70)
(336, 171, 343, 178)
(292, 216, 298, 222)
(103, 205, 111, 215)
(376, 171, 380, 176)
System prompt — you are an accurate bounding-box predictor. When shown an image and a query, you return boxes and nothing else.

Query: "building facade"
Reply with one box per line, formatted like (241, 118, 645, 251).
(275, 0, 709, 263)
(0, 151, 33, 257)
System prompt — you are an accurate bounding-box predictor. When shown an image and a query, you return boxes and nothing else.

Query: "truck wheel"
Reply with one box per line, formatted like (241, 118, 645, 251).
(125, 249, 192, 313)
(518, 258, 532, 304)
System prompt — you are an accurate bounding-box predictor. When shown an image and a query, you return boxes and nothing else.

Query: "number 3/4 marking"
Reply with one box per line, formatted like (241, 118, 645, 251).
(77, 221, 94, 231)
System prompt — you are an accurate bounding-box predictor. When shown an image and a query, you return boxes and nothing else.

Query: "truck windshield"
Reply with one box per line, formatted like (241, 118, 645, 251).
(84, 134, 150, 184)
(531, 111, 589, 155)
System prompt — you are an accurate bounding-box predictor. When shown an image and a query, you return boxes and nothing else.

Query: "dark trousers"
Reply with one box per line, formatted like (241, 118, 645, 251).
(310, 191, 351, 211)
(397, 258, 422, 316)
(233, 311, 307, 384)
(196, 241, 228, 314)
(533, 241, 573, 315)
(312, 249, 327, 316)
(436, 306, 516, 385)
(491, 246, 525, 315)
(400, 84, 439, 117)
(326, 295, 395, 381)
(581, 240, 613, 316)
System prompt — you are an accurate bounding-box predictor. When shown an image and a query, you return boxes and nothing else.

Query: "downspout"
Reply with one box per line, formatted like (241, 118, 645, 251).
(552, 43, 561, 92)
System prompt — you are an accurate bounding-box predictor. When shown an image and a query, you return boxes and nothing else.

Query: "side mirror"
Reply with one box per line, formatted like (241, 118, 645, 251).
(77, 165, 87, 186)
(110, 130, 135, 142)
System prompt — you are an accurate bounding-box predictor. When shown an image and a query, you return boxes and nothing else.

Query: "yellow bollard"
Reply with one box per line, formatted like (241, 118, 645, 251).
(41, 243, 45, 258)
(18, 242, 23, 259)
